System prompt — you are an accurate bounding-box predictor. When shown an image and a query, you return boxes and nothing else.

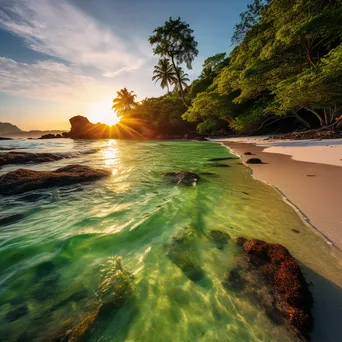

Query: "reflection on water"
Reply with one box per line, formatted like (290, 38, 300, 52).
(0, 139, 342, 341)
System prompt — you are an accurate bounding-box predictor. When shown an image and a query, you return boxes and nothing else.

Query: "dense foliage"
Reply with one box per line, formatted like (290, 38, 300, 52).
(184, 0, 342, 134)
(115, 2, 342, 137)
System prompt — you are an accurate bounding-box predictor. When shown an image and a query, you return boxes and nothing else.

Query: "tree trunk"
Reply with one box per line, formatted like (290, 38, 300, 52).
(304, 107, 324, 126)
(170, 55, 188, 107)
(293, 111, 311, 129)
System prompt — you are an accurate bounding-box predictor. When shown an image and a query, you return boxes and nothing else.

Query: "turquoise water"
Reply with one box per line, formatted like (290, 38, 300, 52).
(0, 139, 342, 341)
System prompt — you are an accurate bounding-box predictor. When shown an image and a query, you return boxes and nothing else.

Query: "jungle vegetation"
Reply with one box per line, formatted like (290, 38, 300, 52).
(115, 0, 342, 136)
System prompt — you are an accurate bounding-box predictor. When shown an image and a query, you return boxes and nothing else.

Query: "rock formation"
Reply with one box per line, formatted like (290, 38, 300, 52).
(163, 171, 199, 186)
(0, 165, 110, 195)
(223, 238, 313, 340)
(0, 152, 64, 167)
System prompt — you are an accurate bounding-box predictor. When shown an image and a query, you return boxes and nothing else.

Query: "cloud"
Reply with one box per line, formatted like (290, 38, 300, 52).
(0, 0, 148, 76)
(0, 57, 98, 101)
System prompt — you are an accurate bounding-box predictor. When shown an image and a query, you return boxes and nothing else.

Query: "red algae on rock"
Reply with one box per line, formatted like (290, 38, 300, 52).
(238, 238, 313, 340)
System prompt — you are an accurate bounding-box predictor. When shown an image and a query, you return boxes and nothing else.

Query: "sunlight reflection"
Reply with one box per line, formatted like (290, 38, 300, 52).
(103, 140, 118, 166)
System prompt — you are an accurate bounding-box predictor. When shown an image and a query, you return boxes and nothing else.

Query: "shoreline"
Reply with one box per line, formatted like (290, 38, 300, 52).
(220, 139, 342, 251)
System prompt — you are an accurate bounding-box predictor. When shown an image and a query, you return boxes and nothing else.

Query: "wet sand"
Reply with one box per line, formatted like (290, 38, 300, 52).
(221, 141, 342, 250)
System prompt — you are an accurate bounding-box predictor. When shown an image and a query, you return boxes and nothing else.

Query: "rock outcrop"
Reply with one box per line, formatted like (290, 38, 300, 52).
(0, 152, 64, 167)
(246, 158, 263, 164)
(163, 171, 199, 186)
(39, 133, 63, 139)
(0, 165, 110, 195)
(68, 115, 143, 139)
(166, 226, 205, 282)
(224, 238, 313, 340)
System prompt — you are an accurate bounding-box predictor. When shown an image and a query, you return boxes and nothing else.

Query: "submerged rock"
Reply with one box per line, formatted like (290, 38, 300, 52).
(166, 226, 205, 282)
(208, 230, 230, 250)
(246, 158, 263, 164)
(230, 238, 313, 340)
(210, 163, 230, 168)
(0, 165, 110, 195)
(222, 267, 246, 292)
(0, 152, 64, 167)
(54, 258, 133, 341)
(244, 152, 253, 155)
(6, 304, 28, 322)
(0, 213, 24, 227)
(208, 157, 236, 161)
(163, 171, 199, 186)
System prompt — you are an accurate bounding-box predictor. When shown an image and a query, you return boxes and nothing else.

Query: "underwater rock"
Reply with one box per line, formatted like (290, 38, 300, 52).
(0, 165, 110, 195)
(6, 304, 28, 322)
(166, 227, 205, 282)
(208, 230, 230, 250)
(222, 268, 246, 292)
(236, 238, 313, 340)
(210, 163, 230, 168)
(208, 157, 236, 161)
(0, 213, 24, 227)
(244, 152, 253, 155)
(163, 171, 199, 186)
(53, 258, 133, 341)
(0, 152, 64, 167)
(246, 158, 263, 164)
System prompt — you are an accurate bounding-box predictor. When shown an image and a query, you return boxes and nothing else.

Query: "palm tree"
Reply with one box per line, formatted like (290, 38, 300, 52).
(112, 88, 136, 113)
(152, 58, 178, 93)
(173, 67, 190, 92)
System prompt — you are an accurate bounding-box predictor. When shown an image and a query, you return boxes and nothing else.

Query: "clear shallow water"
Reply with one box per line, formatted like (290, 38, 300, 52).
(0, 139, 342, 342)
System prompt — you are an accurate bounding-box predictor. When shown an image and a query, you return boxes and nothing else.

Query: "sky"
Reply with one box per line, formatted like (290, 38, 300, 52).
(0, 0, 252, 130)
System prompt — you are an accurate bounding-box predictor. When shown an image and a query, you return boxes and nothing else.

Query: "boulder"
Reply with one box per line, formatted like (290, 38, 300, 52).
(246, 158, 263, 164)
(228, 238, 313, 340)
(0, 137, 13, 140)
(244, 152, 253, 155)
(208, 230, 230, 250)
(166, 226, 204, 282)
(0, 165, 110, 195)
(0, 152, 64, 167)
(163, 171, 199, 186)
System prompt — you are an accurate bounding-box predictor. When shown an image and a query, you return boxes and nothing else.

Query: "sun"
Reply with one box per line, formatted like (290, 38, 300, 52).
(88, 100, 121, 126)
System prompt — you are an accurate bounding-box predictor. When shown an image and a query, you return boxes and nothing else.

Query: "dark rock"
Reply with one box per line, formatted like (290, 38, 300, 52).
(39, 133, 63, 139)
(6, 304, 28, 322)
(0, 213, 24, 227)
(222, 268, 246, 292)
(208, 157, 236, 161)
(211, 163, 230, 168)
(209, 230, 230, 250)
(246, 158, 263, 164)
(0, 137, 13, 140)
(69, 115, 144, 139)
(292, 229, 300, 234)
(244, 152, 253, 155)
(166, 227, 204, 282)
(163, 171, 199, 186)
(0, 164, 110, 195)
(62, 132, 70, 138)
(0, 152, 64, 167)
(237, 238, 313, 339)
(53, 258, 133, 341)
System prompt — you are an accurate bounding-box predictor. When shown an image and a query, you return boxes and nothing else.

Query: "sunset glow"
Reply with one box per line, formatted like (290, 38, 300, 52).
(89, 100, 121, 126)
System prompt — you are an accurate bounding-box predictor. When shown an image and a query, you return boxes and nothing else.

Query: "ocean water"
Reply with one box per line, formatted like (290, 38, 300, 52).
(0, 139, 342, 342)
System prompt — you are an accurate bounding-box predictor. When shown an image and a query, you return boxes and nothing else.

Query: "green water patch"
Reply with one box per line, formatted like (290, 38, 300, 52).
(0, 140, 342, 341)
